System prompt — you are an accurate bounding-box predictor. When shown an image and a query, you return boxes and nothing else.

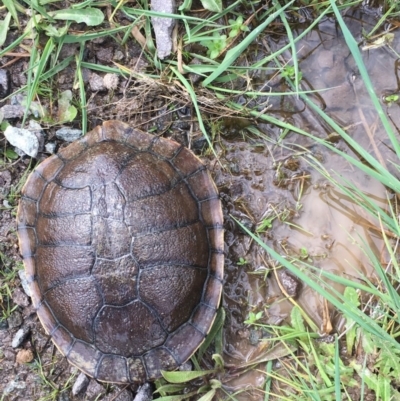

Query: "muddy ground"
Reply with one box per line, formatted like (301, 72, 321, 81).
(1, 3, 400, 401)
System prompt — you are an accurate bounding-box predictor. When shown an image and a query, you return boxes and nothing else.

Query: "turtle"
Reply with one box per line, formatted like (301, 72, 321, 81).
(17, 120, 224, 383)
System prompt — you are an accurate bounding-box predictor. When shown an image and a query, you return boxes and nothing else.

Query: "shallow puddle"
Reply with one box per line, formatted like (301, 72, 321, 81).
(212, 6, 400, 399)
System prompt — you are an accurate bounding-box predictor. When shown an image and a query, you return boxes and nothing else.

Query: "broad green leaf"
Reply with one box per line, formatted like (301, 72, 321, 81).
(376, 346, 400, 378)
(51, 8, 104, 26)
(200, 0, 222, 12)
(161, 369, 215, 383)
(5, 148, 18, 160)
(58, 90, 77, 123)
(44, 24, 68, 38)
(154, 383, 186, 394)
(290, 306, 306, 333)
(156, 394, 196, 401)
(0, 13, 12, 47)
(197, 389, 216, 401)
(344, 287, 359, 354)
(211, 354, 224, 369)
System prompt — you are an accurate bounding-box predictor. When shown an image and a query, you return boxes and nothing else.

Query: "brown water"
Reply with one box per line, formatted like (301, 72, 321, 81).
(210, 7, 400, 399)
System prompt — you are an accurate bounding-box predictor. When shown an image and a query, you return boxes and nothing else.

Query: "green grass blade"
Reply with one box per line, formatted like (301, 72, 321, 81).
(0, 13, 12, 47)
(334, 335, 341, 401)
(0, 30, 30, 58)
(202, 0, 295, 86)
(276, 0, 300, 94)
(170, 66, 215, 157)
(25, 0, 55, 22)
(61, 25, 130, 43)
(3, 0, 20, 27)
(233, 218, 400, 351)
(251, 6, 332, 71)
(228, 99, 400, 194)
(76, 45, 87, 134)
(23, 36, 55, 125)
(330, 0, 400, 159)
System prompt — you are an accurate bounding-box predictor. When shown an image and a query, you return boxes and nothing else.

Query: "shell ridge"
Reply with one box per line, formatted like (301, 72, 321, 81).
(40, 272, 93, 294)
(139, 262, 209, 270)
(131, 220, 201, 238)
(168, 143, 185, 161)
(120, 173, 187, 203)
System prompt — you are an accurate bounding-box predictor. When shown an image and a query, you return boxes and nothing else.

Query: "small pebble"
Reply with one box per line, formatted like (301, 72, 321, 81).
(249, 329, 261, 345)
(104, 73, 119, 90)
(0, 105, 26, 121)
(55, 127, 83, 142)
(0, 170, 12, 192)
(12, 287, 30, 307)
(58, 391, 70, 401)
(0, 69, 11, 98)
(278, 270, 300, 298)
(3, 199, 12, 209)
(188, 58, 202, 84)
(0, 319, 9, 330)
(85, 379, 106, 400)
(45, 142, 56, 154)
(12, 326, 30, 348)
(18, 270, 31, 297)
(89, 73, 106, 91)
(7, 311, 23, 329)
(114, 389, 134, 401)
(3, 378, 26, 395)
(114, 50, 124, 61)
(3, 349, 16, 361)
(72, 372, 90, 396)
(28, 120, 45, 151)
(16, 348, 34, 364)
(4, 126, 39, 157)
(133, 383, 153, 401)
(178, 360, 192, 372)
(96, 47, 114, 63)
(104, 388, 134, 401)
(10, 94, 24, 105)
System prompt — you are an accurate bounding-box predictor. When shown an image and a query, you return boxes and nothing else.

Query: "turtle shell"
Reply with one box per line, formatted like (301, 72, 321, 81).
(17, 120, 224, 383)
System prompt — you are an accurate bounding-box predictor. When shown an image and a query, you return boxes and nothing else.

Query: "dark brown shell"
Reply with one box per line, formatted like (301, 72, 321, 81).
(17, 121, 224, 383)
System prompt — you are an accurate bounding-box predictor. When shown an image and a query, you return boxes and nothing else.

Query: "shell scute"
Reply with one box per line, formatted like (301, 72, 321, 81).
(151, 136, 181, 159)
(164, 324, 205, 365)
(34, 155, 64, 182)
(22, 172, 46, 201)
(187, 169, 219, 200)
(96, 355, 129, 383)
(68, 340, 102, 377)
(172, 147, 204, 177)
(17, 198, 37, 227)
(143, 348, 177, 380)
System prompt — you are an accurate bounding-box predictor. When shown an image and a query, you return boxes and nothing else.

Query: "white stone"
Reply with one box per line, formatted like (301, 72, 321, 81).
(4, 126, 39, 157)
